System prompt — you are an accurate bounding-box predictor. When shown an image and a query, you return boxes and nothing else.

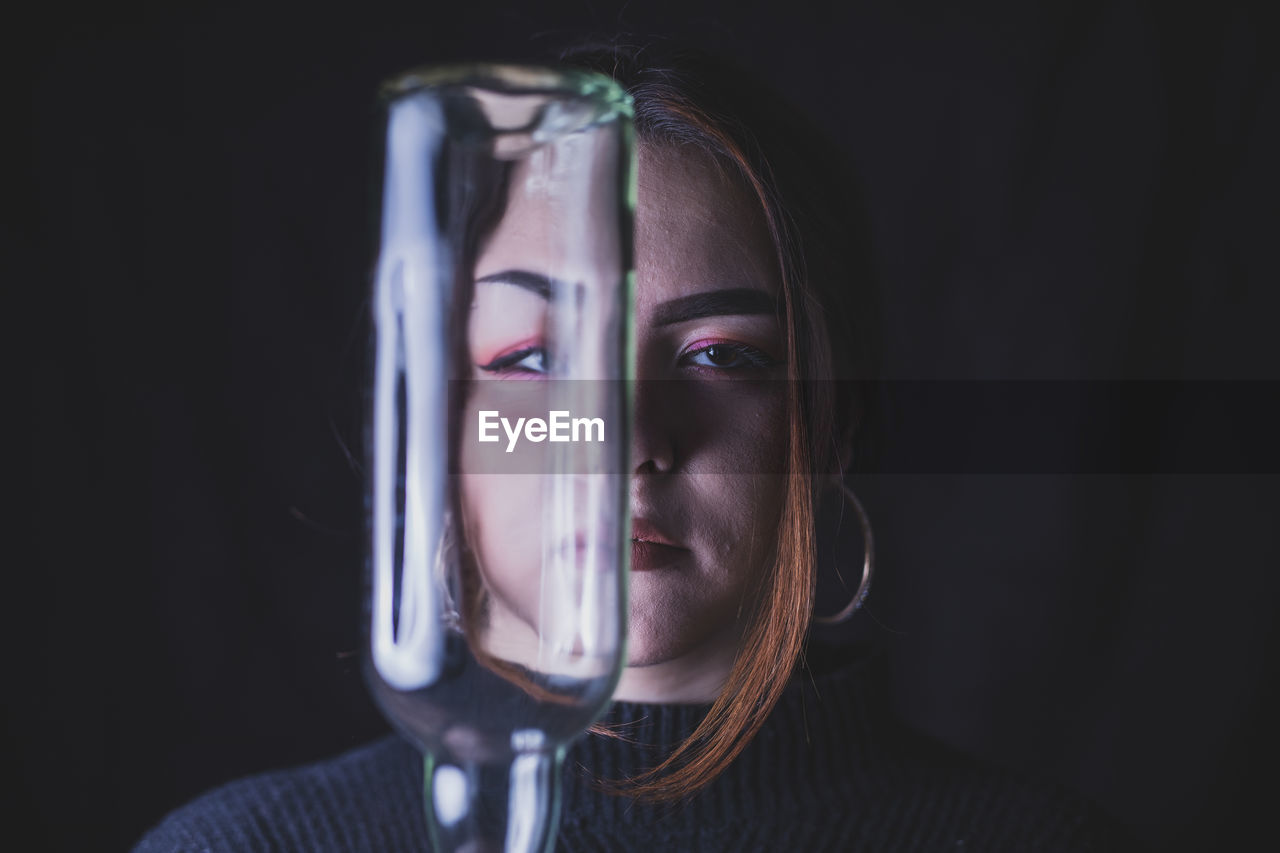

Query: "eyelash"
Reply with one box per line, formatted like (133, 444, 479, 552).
(679, 340, 779, 372)
(477, 346, 547, 376)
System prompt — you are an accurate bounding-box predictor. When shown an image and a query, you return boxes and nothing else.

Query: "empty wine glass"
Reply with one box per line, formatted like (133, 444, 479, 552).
(365, 65, 634, 853)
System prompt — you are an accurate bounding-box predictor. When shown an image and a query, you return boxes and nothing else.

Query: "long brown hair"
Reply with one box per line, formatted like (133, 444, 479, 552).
(563, 41, 873, 802)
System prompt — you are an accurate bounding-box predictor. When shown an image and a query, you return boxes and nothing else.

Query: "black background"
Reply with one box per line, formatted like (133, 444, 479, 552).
(16, 1, 1278, 851)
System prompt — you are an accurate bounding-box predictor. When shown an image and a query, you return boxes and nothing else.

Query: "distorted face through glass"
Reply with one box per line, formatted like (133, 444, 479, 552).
(458, 126, 627, 682)
(460, 140, 788, 702)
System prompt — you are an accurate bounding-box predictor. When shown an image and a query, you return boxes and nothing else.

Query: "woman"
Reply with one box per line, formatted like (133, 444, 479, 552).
(135, 42, 1134, 851)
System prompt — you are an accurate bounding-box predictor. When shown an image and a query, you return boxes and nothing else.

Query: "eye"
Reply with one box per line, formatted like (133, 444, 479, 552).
(680, 341, 778, 371)
(478, 346, 548, 377)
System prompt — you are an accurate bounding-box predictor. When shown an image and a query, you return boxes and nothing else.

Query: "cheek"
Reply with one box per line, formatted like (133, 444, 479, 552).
(700, 475, 787, 567)
(688, 391, 789, 575)
(693, 383, 789, 476)
(460, 472, 542, 621)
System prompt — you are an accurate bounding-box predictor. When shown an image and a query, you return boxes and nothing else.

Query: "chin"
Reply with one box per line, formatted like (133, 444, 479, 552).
(623, 602, 704, 668)
(623, 594, 740, 671)
(622, 623, 686, 668)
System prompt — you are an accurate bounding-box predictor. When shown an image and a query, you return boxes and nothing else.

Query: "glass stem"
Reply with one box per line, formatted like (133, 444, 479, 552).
(425, 747, 565, 853)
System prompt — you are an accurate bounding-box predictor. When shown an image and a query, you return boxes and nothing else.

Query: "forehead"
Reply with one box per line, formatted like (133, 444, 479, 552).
(474, 142, 780, 304)
(473, 130, 624, 285)
(635, 143, 780, 306)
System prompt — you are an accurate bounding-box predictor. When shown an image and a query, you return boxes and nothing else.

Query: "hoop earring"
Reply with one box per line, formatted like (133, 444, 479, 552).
(812, 482, 875, 625)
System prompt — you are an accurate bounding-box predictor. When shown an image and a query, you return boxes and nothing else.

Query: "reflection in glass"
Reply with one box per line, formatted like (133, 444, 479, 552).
(367, 65, 634, 853)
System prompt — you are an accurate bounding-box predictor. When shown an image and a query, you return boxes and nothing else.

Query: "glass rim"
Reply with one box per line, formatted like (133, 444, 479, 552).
(380, 63, 633, 117)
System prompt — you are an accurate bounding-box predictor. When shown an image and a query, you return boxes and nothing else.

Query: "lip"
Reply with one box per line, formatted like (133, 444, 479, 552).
(555, 534, 610, 567)
(630, 518, 687, 571)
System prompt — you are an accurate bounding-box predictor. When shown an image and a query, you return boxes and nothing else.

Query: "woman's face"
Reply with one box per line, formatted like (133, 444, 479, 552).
(463, 141, 788, 702)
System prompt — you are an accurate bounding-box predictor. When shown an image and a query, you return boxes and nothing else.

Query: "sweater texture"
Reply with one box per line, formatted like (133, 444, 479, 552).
(134, 651, 1136, 851)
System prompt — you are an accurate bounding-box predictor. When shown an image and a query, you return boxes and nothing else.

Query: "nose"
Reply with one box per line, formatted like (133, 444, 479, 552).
(632, 379, 677, 474)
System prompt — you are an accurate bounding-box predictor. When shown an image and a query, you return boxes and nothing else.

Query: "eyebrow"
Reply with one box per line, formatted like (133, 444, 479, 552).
(475, 269, 557, 299)
(652, 288, 780, 327)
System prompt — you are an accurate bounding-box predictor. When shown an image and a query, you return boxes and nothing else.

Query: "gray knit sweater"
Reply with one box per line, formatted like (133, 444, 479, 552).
(134, 652, 1136, 851)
